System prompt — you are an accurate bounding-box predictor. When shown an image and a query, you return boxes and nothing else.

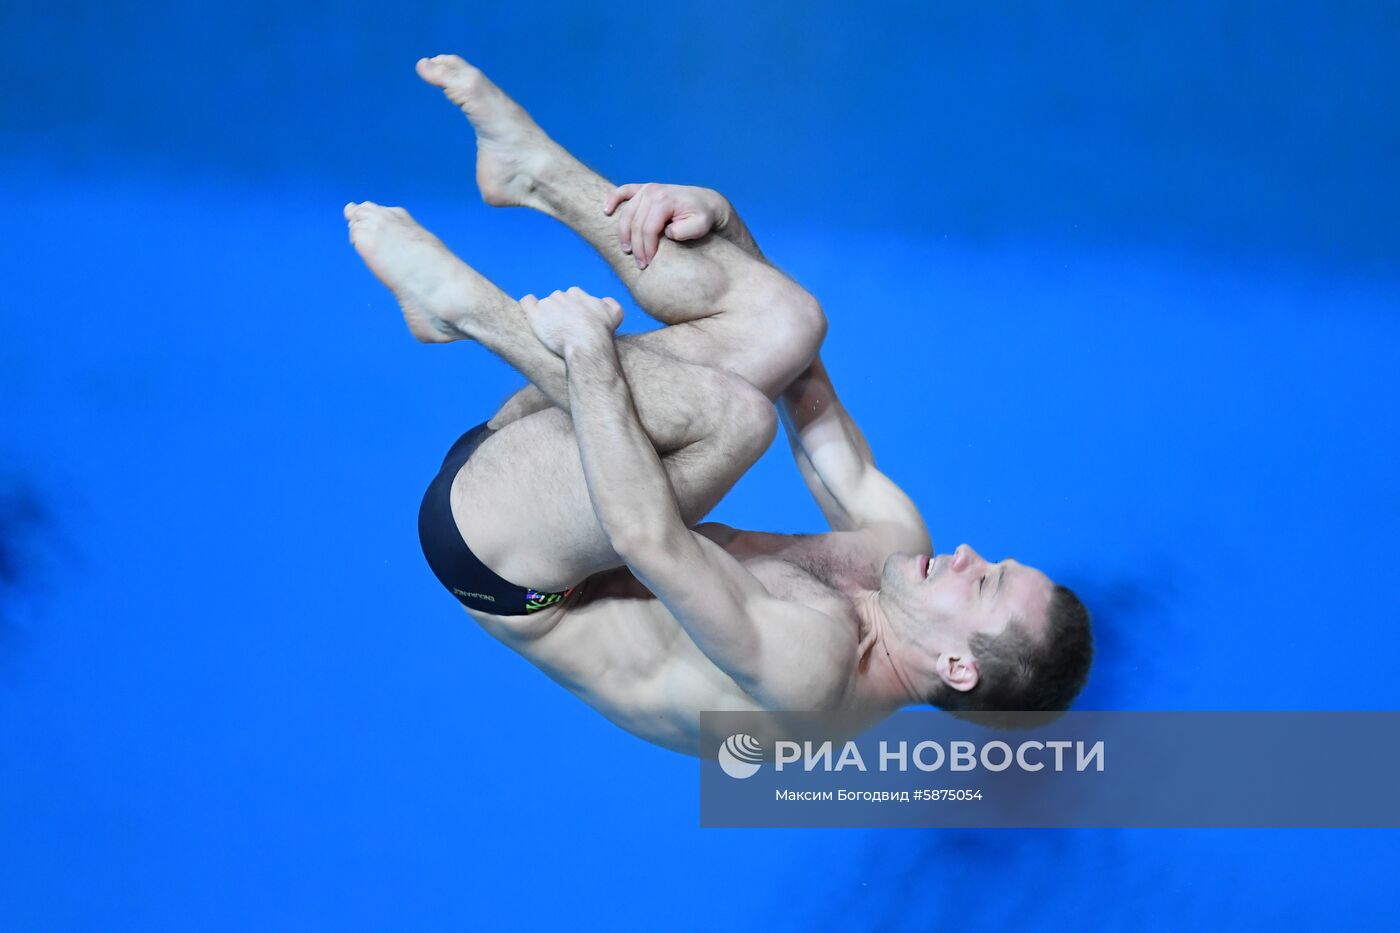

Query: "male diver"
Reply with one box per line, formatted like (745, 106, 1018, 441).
(345, 55, 1092, 754)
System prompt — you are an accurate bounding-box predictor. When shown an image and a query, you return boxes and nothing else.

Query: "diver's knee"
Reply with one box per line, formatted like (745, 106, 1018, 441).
(785, 289, 827, 356)
(487, 384, 554, 430)
(759, 284, 826, 380)
(721, 376, 779, 463)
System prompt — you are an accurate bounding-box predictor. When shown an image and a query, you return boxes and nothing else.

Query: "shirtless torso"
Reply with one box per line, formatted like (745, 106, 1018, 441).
(467, 525, 894, 754)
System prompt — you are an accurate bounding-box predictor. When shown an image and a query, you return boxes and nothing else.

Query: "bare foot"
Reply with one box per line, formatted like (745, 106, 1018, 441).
(416, 54, 564, 208)
(344, 201, 480, 343)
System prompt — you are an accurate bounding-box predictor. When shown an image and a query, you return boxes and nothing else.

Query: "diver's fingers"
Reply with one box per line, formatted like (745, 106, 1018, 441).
(630, 190, 652, 270)
(605, 183, 642, 216)
(601, 296, 624, 329)
(616, 195, 640, 255)
(640, 199, 671, 269)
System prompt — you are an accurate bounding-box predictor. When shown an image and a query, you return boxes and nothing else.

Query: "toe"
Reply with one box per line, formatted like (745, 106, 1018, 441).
(343, 202, 357, 220)
(418, 54, 474, 86)
(349, 201, 384, 230)
(432, 53, 470, 71)
(439, 55, 483, 91)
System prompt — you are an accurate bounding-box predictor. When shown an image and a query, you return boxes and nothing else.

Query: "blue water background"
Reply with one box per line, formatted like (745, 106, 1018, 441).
(3, 3, 1398, 929)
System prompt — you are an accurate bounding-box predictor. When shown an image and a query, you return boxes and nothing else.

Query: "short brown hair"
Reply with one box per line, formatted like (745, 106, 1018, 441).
(931, 584, 1093, 716)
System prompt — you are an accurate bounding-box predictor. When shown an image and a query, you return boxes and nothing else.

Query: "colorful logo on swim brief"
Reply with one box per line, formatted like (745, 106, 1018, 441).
(524, 588, 571, 613)
(718, 733, 765, 779)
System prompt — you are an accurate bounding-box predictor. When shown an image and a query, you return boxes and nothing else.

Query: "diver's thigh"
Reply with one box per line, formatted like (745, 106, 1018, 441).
(456, 365, 774, 590)
(452, 408, 617, 591)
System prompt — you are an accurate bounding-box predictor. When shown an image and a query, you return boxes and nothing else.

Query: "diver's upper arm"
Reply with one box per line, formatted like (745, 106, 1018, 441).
(844, 472, 932, 556)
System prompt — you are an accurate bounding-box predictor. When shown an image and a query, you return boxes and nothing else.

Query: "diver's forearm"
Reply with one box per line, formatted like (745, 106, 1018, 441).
(780, 356, 875, 465)
(562, 336, 684, 549)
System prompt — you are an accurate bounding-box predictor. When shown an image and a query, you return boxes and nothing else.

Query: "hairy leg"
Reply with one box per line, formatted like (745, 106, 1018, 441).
(347, 202, 775, 587)
(348, 201, 755, 443)
(456, 374, 774, 590)
(416, 55, 826, 408)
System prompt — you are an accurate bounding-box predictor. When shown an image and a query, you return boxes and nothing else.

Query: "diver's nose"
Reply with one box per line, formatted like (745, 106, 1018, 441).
(951, 544, 980, 572)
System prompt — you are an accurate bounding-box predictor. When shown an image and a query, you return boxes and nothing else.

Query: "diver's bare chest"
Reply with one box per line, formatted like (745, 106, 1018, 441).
(705, 525, 874, 612)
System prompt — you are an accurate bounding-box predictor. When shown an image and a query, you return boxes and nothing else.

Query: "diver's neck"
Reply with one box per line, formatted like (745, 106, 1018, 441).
(853, 590, 923, 709)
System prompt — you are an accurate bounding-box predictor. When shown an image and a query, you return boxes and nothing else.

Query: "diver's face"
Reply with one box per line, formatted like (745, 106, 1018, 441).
(881, 544, 1054, 644)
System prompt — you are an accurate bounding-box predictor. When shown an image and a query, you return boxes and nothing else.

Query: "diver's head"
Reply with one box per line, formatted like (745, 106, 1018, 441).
(878, 544, 1092, 713)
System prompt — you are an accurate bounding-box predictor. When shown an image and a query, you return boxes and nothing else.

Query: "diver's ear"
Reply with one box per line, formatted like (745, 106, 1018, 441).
(936, 653, 979, 693)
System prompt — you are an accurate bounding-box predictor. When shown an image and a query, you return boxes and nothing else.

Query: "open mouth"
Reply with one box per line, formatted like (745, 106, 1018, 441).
(920, 554, 932, 578)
